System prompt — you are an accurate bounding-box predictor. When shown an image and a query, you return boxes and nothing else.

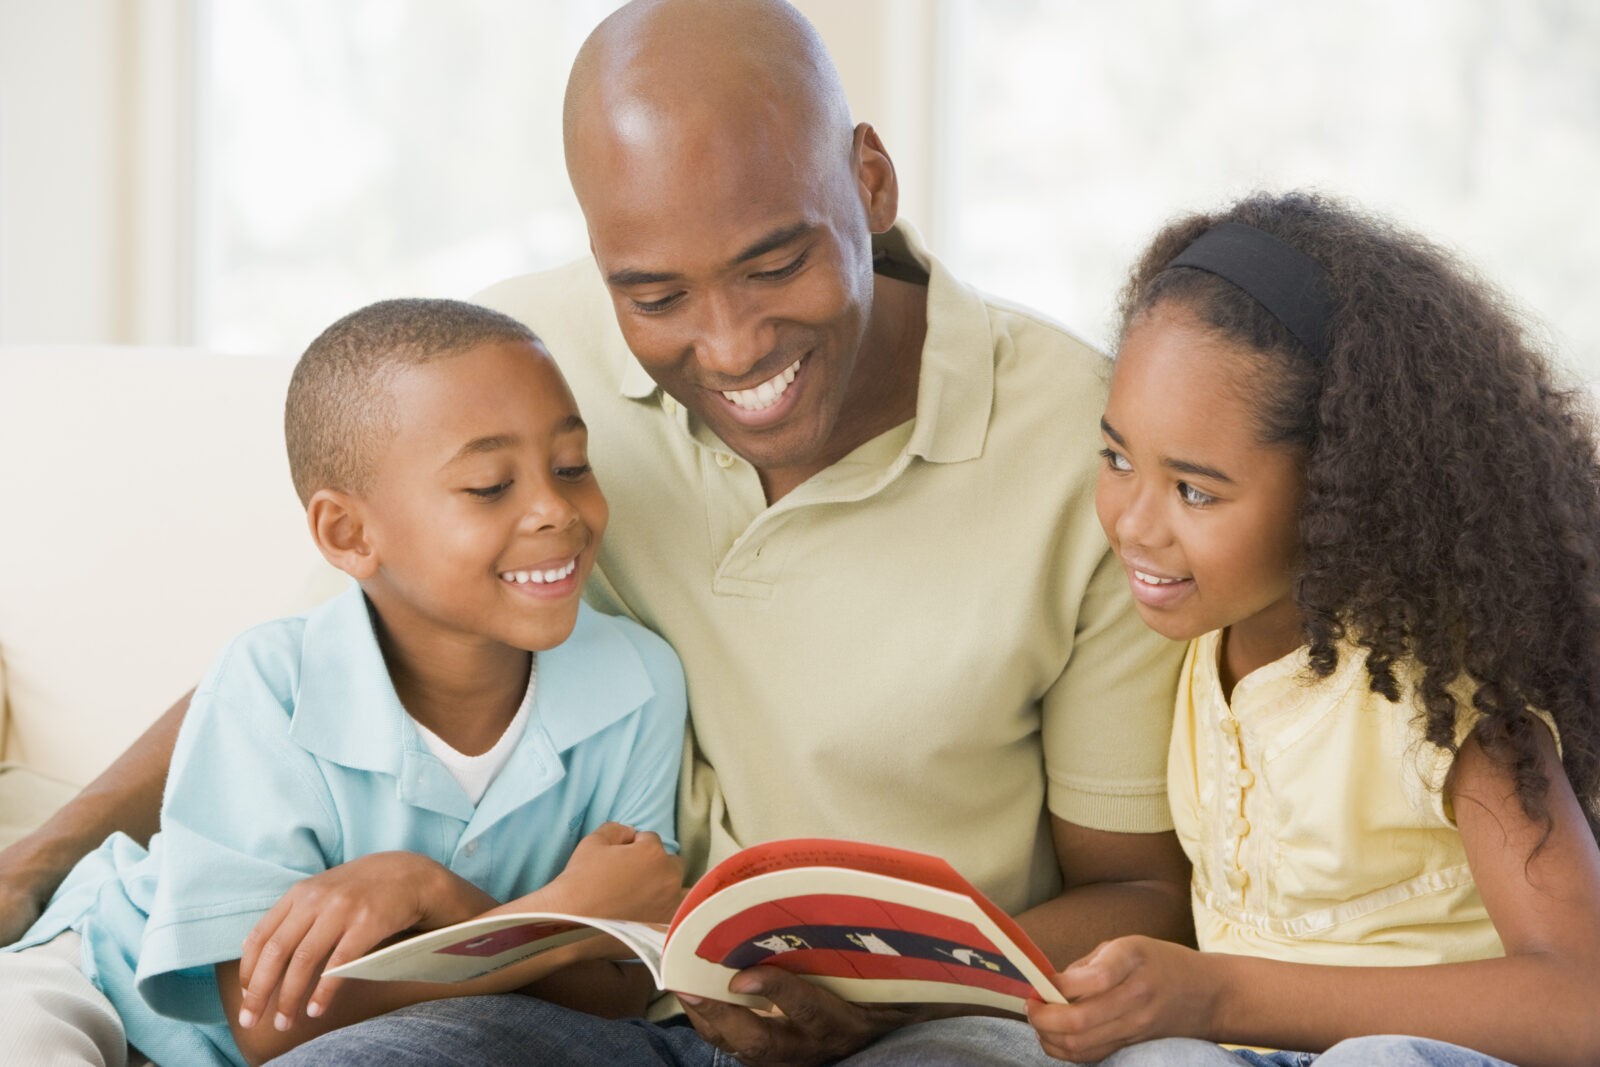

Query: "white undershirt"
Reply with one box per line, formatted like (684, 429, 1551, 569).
(410, 656, 536, 805)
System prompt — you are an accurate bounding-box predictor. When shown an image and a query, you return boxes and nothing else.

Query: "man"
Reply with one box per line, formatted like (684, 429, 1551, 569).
(0, 1, 1189, 1063)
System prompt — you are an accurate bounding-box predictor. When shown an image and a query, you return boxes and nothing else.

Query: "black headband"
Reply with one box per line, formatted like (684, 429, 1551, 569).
(1166, 221, 1333, 362)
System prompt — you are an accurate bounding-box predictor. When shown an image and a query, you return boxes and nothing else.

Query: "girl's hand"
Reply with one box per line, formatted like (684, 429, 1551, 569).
(1026, 935, 1222, 1063)
(236, 851, 494, 1031)
(534, 821, 684, 922)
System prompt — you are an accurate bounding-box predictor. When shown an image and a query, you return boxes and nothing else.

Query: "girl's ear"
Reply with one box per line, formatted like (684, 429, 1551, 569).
(306, 489, 379, 580)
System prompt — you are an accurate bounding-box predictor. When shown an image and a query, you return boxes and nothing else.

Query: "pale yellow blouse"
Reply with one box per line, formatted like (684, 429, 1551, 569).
(1168, 630, 1543, 965)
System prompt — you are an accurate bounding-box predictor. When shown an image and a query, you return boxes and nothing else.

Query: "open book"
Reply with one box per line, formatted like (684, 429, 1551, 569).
(326, 837, 1067, 1013)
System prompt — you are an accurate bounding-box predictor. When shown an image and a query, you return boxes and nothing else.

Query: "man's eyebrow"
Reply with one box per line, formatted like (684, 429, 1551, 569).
(732, 222, 813, 265)
(605, 224, 814, 288)
(1100, 418, 1233, 483)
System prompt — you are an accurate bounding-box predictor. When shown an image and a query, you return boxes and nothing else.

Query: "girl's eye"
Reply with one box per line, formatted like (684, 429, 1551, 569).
(1099, 447, 1132, 473)
(1178, 482, 1216, 507)
(752, 252, 807, 281)
(464, 482, 511, 499)
(555, 464, 592, 482)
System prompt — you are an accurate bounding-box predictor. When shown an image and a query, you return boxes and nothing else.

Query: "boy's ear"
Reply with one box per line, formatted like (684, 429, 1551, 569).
(306, 488, 380, 580)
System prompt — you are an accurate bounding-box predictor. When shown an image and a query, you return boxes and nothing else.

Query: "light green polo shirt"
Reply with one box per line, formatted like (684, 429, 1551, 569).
(477, 222, 1184, 915)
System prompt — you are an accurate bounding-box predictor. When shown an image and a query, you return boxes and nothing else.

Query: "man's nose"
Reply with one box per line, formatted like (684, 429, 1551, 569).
(693, 292, 773, 379)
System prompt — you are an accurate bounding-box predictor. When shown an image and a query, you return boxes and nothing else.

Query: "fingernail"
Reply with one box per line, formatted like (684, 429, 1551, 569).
(677, 994, 704, 1007)
(728, 976, 763, 996)
(274, 1013, 291, 1032)
(306, 1001, 323, 1018)
(238, 1008, 256, 1028)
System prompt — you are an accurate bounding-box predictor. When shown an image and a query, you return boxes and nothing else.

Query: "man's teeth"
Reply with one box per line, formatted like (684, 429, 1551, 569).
(500, 559, 578, 585)
(722, 359, 801, 412)
(1134, 570, 1183, 586)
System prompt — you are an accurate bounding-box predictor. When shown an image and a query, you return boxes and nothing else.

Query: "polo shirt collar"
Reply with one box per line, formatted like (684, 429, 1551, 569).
(611, 220, 993, 464)
(290, 584, 657, 818)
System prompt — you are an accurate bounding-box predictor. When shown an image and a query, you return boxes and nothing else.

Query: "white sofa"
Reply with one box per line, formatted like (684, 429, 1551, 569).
(0, 346, 338, 847)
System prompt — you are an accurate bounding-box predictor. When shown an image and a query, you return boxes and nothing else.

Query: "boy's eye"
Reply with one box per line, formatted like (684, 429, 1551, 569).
(555, 464, 592, 482)
(1178, 482, 1216, 507)
(464, 482, 511, 499)
(1098, 447, 1132, 473)
(751, 252, 808, 281)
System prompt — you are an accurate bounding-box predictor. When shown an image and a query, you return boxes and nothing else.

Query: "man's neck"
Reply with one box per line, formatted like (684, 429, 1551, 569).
(758, 272, 929, 503)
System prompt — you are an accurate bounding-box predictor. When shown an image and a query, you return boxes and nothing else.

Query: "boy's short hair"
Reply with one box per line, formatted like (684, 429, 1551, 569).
(285, 298, 540, 505)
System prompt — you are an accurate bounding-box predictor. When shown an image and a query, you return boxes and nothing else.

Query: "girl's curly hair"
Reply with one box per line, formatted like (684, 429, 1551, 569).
(1117, 190, 1600, 837)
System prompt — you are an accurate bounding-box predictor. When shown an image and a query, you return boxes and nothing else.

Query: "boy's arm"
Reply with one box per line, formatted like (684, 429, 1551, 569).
(0, 690, 190, 944)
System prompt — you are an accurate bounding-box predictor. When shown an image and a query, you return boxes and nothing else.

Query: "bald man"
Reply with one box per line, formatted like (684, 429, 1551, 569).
(0, 2, 1189, 1064)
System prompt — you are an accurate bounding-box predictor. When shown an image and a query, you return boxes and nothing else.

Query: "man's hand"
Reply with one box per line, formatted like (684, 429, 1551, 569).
(0, 852, 48, 945)
(236, 851, 494, 1031)
(1026, 935, 1220, 1063)
(678, 967, 944, 1067)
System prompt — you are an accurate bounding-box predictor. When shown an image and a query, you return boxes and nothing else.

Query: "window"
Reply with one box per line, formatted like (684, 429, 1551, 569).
(937, 0, 1600, 377)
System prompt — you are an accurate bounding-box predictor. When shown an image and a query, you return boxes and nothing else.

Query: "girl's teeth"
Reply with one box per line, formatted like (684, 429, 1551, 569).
(1134, 570, 1182, 586)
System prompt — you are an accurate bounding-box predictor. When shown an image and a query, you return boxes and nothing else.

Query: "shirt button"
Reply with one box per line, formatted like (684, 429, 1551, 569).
(1236, 769, 1255, 788)
(1220, 718, 1240, 736)
(464, 840, 478, 856)
(1226, 868, 1250, 890)
(715, 452, 735, 469)
(1231, 817, 1251, 837)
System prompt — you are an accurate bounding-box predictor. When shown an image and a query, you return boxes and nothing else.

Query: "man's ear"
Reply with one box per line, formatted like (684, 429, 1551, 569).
(306, 488, 379, 580)
(851, 122, 899, 234)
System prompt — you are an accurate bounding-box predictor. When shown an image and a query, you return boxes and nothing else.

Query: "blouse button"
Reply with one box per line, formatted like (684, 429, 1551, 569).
(715, 452, 735, 469)
(1231, 817, 1251, 837)
(1235, 768, 1255, 788)
(464, 840, 479, 857)
(1220, 718, 1240, 736)
(1226, 867, 1250, 890)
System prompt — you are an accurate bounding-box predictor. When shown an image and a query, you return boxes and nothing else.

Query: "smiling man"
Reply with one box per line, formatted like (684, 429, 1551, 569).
(0, 1, 1190, 1065)
(275, 2, 1190, 1063)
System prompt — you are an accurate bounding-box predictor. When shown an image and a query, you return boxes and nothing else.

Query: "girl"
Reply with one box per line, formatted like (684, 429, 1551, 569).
(1028, 193, 1600, 1067)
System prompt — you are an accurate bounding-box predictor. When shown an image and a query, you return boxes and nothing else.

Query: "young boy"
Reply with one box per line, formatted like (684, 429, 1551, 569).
(0, 298, 688, 1066)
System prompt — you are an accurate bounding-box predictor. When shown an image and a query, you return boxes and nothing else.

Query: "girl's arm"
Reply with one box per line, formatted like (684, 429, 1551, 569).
(1033, 725, 1600, 1067)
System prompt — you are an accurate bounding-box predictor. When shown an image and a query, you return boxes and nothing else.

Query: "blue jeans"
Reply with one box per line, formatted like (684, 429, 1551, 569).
(1097, 1036, 1520, 1067)
(267, 994, 1068, 1066)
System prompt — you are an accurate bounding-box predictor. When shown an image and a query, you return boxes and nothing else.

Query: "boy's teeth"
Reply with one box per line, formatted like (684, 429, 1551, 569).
(500, 559, 578, 585)
(1134, 570, 1182, 586)
(722, 359, 801, 411)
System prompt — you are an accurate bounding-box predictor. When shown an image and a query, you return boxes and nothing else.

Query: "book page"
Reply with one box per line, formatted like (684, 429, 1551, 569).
(325, 913, 670, 985)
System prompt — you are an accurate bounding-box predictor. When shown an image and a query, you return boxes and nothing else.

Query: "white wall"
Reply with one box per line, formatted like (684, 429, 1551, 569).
(0, 0, 129, 343)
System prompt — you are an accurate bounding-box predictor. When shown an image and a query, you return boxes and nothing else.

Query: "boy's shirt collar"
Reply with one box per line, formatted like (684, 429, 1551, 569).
(289, 583, 656, 786)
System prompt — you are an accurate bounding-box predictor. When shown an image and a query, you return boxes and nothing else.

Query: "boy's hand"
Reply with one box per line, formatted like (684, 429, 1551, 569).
(537, 821, 683, 922)
(1026, 935, 1220, 1062)
(237, 851, 494, 1031)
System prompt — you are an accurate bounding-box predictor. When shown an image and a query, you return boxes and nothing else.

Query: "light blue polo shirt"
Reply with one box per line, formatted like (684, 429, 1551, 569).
(10, 583, 687, 1067)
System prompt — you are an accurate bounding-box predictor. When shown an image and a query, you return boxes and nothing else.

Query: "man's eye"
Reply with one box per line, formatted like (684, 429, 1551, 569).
(752, 252, 807, 281)
(464, 482, 511, 499)
(630, 292, 684, 314)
